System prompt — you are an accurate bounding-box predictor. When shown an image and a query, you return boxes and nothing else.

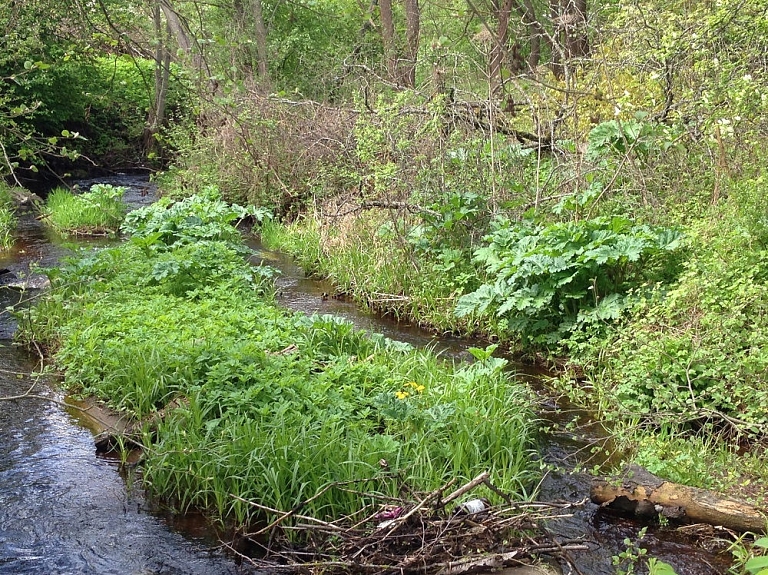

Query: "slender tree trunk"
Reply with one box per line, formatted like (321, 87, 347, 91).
(521, 0, 542, 70)
(402, 0, 420, 88)
(489, 0, 513, 95)
(549, 0, 564, 79)
(251, 0, 269, 82)
(145, 0, 171, 153)
(379, 0, 397, 82)
(159, 0, 217, 93)
(564, 0, 588, 59)
(232, 0, 251, 81)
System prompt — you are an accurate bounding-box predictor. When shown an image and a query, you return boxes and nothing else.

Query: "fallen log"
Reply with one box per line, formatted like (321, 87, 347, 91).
(591, 465, 767, 532)
(90, 397, 188, 453)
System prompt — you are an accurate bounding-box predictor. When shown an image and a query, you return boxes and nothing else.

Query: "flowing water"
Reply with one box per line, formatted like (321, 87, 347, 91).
(0, 174, 732, 575)
(0, 175, 248, 575)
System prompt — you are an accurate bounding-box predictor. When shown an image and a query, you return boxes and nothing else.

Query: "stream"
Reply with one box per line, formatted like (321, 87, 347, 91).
(0, 174, 731, 575)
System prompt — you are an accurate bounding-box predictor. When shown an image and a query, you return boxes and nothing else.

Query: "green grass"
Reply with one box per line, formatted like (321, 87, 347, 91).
(19, 191, 539, 530)
(41, 184, 127, 235)
(259, 215, 479, 334)
(0, 183, 17, 250)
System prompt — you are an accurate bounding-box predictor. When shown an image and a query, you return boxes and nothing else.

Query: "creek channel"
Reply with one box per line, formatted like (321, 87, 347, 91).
(0, 174, 731, 575)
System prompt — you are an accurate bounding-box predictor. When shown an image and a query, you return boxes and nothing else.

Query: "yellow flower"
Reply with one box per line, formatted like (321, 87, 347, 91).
(395, 390, 410, 400)
(406, 381, 425, 393)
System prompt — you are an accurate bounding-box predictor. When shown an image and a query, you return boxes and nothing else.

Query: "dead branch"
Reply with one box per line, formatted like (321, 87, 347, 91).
(225, 472, 588, 575)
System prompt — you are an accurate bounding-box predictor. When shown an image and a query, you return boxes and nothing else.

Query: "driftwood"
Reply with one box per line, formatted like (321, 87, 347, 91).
(591, 465, 767, 532)
(92, 397, 188, 453)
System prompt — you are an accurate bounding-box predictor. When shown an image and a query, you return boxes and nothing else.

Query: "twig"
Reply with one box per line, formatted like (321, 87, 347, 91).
(441, 471, 490, 506)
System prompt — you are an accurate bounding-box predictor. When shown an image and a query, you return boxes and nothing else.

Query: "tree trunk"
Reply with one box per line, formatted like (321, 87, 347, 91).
(563, 0, 588, 60)
(489, 0, 513, 95)
(379, 0, 397, 82)
(520, 0, 543, 70)
(144, 0, 171, 153)
(549, 0, 564, 79)
(251, 0, 269, 82)
(402, 0, 420, 88)
(591, 465, 767, 533)
(159, 0, 217, 93)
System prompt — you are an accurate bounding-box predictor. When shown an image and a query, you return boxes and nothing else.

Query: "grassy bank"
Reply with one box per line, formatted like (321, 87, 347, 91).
(255, 161, 768, 512)
(19, 190, 539, 530)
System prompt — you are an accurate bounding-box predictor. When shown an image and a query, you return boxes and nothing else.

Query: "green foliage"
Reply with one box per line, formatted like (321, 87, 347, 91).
(0, 4, 191, 175)
(122, 186, 269, 247)
(730, 535, 768, 575)
(0, 183, 17, 250)
(648, 558, 679, 575)
(455, 216, 684, 345)
(19, 192, 538, 530)
(612, 527, 649, 575)
(590, 185, 768, 435)
(586, 116, 682, 162)
(41, 184, 127, 235)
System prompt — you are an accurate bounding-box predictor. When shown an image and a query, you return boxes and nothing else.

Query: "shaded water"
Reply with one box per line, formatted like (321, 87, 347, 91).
(0, 174, 731, 575)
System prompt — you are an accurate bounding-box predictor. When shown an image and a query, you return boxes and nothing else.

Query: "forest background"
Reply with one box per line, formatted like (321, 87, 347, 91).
(2, 0, 768, 550)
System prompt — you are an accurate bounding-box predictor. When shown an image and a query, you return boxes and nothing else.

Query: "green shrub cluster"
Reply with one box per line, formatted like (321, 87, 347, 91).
(456, 216, 685, 345)
(589, 188, 768, 435)
(20, 191, 538, 528)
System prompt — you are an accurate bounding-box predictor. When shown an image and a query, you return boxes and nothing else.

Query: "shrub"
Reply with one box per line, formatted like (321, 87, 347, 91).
(455, 215, 684, 345)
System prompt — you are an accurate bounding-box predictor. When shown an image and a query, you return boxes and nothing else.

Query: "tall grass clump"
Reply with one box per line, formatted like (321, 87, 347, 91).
(18, 190, 539, 531)
(40, 183, 128, 235)
(259, 209, 483, 334)
(0, 183, 17, 250)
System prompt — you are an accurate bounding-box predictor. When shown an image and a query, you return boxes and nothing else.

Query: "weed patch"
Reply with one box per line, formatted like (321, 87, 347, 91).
(0, 183, 17, 250)
(40, 184, 128, 236)
(19, 191, 539, 531)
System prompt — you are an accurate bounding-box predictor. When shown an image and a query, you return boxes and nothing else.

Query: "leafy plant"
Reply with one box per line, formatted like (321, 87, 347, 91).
(730, 535, 768, 575)
(455, 215, 684, 345)
(0, 183, 17, 250)
(19, 192, 539, 532)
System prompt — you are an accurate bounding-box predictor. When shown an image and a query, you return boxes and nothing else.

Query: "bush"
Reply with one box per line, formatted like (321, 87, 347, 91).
(584, 181, 768, 436)
(455, 215, 684, 346)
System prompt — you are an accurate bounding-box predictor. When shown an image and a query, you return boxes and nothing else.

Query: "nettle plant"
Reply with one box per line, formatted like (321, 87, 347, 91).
(456, 215, 684, 346)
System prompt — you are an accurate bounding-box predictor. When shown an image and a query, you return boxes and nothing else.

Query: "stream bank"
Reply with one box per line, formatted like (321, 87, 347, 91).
(1, 174, 734, 575)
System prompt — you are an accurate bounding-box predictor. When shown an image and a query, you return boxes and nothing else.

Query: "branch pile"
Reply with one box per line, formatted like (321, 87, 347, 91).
(226, 472, 588, 574)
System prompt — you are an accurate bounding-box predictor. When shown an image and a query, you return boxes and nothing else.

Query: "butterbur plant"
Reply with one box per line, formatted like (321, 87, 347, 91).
(455, 215, 684, 345)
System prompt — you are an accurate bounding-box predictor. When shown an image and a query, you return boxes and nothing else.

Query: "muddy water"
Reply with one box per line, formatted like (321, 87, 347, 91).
(0, 174, 731, 575)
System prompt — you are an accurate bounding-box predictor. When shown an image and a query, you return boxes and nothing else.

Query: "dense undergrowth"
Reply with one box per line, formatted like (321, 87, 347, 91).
(18, 191, 538, 528)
